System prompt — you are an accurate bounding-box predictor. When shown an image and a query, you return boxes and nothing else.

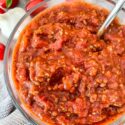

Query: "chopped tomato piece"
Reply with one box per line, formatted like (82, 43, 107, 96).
(0, 0, 19, 8)
(0, 43, 5, 60)
(0, 8, 5, 14)
(25, 0, 46, 16)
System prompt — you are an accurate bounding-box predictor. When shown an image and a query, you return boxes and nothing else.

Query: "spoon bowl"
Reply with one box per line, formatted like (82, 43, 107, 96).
(97, 0, 125, 37)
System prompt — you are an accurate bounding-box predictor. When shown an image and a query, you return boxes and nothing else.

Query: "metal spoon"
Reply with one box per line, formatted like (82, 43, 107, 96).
(97, 0, 125, 37)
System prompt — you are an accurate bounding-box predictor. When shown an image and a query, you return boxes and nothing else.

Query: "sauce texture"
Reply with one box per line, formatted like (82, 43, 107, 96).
(12, 2, 125, 125)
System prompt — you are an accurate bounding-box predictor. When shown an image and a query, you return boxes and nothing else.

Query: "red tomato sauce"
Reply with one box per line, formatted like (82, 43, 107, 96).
(12, 2, 125, 125)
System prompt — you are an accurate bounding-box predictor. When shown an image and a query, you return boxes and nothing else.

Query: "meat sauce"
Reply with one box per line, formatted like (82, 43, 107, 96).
(12, 1, 125, 125)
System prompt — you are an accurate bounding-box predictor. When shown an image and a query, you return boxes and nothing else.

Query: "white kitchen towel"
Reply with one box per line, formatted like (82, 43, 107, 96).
(0, 72, 32, 124)
(0, 71, 33, 124)
(0, 110, 32, 125)
(0, 73, 15, 119)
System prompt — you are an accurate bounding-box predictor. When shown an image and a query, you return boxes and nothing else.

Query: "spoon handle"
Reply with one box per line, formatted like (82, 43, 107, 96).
(97, 0, 125, 37)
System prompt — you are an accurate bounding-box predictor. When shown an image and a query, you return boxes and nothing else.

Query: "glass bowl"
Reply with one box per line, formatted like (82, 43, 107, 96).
(4, 0, 125, 125)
